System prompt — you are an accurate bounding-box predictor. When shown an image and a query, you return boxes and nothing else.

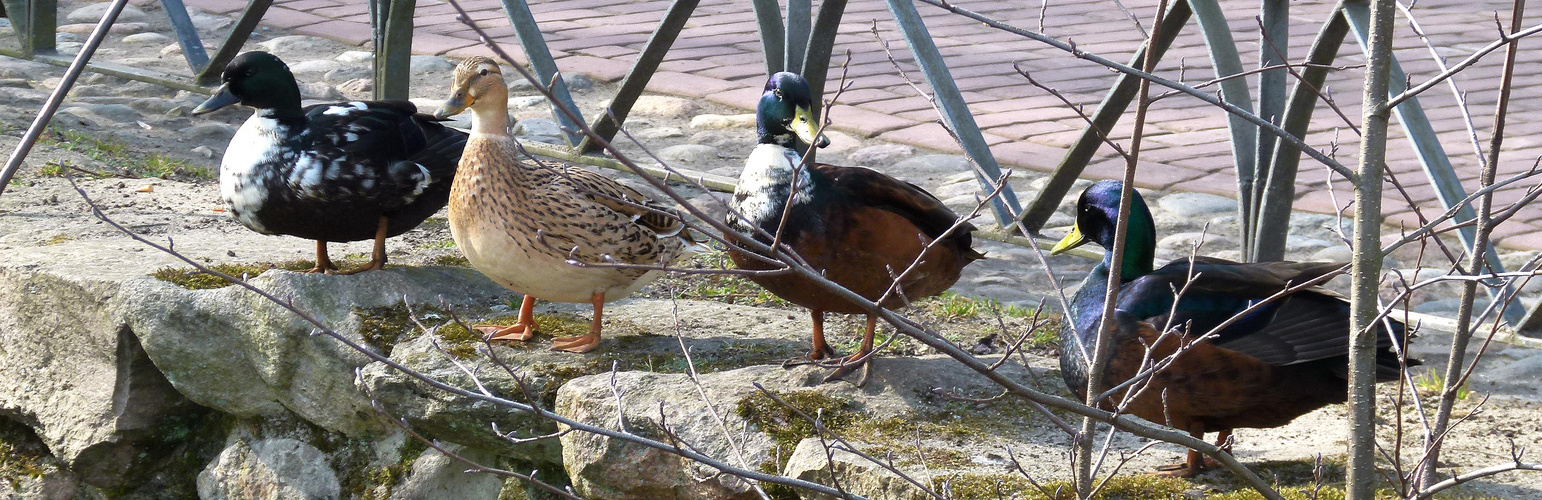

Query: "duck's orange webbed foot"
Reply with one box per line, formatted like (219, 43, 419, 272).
(475, 323, 535, 342)
(782, 344, 841, 368)
(822, 352, 873, 386)
(551, 334, 600, 353)
(551, 292, 604, 354)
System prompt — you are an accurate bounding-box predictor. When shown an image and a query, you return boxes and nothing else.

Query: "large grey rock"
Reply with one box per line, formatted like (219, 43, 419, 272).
(0, 269, 208, 491)
(116, 267, 510, 435)
(556, 367, 789, 500)
(196, 438, 341, 500)
(389, 444, 504, 500)
(782, 438, 927, 500)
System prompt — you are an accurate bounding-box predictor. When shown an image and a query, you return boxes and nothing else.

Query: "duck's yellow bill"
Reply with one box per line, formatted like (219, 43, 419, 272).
(790, 105, 831, 148)
(1050, 223, 1087, 255)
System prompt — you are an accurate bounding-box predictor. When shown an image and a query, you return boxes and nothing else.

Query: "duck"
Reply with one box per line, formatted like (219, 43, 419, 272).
(1051, 180, 1415, 477)
(192, 51, 466, 274)
(434, 57, 704, 353)
(725, 72, 985, 385)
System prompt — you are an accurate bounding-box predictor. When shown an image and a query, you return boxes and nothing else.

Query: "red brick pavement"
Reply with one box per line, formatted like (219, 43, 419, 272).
(186, 0, 1542, 249)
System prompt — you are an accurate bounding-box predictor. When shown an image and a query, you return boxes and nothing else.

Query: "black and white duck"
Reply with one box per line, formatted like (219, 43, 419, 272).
(192, 51, 467, 274)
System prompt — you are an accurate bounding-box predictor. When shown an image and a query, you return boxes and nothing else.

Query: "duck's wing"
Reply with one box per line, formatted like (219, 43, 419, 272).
(814, 163, 980, 256)
(291, 101, 463, 211)
(1118, 258, 1408, 374)
(554, 165, 690, 238)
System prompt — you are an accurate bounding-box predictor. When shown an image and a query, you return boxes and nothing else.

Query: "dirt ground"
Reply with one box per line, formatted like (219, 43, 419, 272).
(1, 1, 1540, 497)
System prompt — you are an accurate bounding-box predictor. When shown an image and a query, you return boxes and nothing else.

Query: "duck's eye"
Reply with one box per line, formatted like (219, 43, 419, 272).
(479, 68, 488, 76)
(773, 89, 783, 99)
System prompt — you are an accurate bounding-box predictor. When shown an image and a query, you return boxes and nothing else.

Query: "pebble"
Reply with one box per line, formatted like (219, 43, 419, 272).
(297, 82, 343, 101)
(191, 146, 217, 159)
(258, 36, 334, 58)
(409, 56, 454, 74)
(159, 43, 183, 58)
(626, 96, 697, 119)
(566, 74, 594, 91)
(58, 22, 145, 34)
(635, 127, 684, 139)
(337, 78, 372, 94)
(122, 32, 170, 44)
(189, 10, 234, 32)
(288, 60, 341, 77)
(509, 96, 547, 109)
(512, 119, 563, 138)
(686, 131, 733, 149)
(658, 144, 720, 163)
(847, 144, 916, 168)
(67, 3, 147, 23)
(336, 51, 374, 64)
(1158, 232, 1236, 254)
(128, 98, 184, 115)
(689, 114, 756, 130)
(1157, 192, 1237, 218)
(323, 66, 370, 83)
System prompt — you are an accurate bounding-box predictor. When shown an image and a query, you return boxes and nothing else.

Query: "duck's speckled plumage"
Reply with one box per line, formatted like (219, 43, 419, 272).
(195, 51, 465, 273)
(438, 57, 699, 352)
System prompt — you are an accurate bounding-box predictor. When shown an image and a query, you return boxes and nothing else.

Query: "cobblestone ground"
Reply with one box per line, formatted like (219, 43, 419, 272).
(182, 0, 1542, 249)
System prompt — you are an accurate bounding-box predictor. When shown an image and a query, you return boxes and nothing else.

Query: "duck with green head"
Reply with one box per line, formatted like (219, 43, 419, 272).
(192, 51, 466, 274)
(725, 72, 984, 385)
(1051, 180, 1415, 476)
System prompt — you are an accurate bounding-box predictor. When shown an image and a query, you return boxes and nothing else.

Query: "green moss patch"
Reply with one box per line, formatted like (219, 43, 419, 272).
(430, 254, 471, 267)
(935, 473, 1190, 499)
(152, 260, 324, 289)
(42, 128, 213, 181)
(645, 250, 792, 308)
(736, 390, 863, 499)
(0, 419, 54, 492)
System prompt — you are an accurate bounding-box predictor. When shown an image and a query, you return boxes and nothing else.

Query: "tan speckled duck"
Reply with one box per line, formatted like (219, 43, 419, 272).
(435, 57, 704, 353)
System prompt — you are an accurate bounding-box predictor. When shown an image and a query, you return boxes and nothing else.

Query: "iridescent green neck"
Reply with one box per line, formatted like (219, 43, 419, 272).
(1110, 204, 1156, 282)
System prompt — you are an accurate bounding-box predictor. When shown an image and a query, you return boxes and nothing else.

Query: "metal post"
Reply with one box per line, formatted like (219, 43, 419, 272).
(194, 0, 274, 85)
(159, 0, 211, 73)
(884, 0, 1019, 228)
(577, 0, 701, 153)
(1253, 3, 1349, 262)
(803, 0, 848, 119)
(1, 0, 127, 197)
(750, 0, 785, 74)
(374, 0, 415, 100)
(784, 0, 810, 75)
(1018, 0, 1192, 233)
(1343, 0, 1524, 324)
(501, 0, 584, 145)
(1248, 0, 1289, 260)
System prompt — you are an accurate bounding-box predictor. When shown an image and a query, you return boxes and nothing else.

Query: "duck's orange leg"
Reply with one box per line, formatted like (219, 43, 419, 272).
(784, 309, 840, 367)
(307, 241, 339, 273)
(1154, 426, 1211, 477)
(477, 295, 537, 341)
(1200, 429, 1233, 469)
(552, 292, 603, 353)
(824, 315, 877, 386)
(340, 216, 389, 275)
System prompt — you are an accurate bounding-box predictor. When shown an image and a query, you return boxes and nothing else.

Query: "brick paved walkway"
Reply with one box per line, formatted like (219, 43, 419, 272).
(186, 0, 1542, 249)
